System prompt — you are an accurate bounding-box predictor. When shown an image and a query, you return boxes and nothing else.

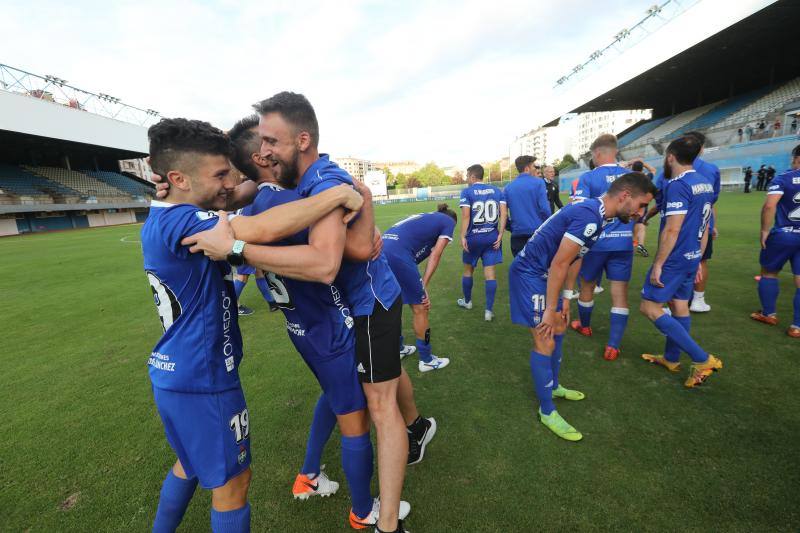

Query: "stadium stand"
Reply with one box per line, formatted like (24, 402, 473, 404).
(713, 77, 800, 130)
(23, 165, 134, 201)
(84, 170, 155, 198)
(665, 87, 773, 141)
(617, 116, 671, 148)
(0, 163, 82, 203)
(625, 101, 721, 150)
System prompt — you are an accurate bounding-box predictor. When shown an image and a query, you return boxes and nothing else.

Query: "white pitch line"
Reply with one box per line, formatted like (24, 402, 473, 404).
(120, 235, 141, 243)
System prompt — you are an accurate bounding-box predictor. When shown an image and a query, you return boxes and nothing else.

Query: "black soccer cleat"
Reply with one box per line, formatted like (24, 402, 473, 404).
(407, 417, 437, 465)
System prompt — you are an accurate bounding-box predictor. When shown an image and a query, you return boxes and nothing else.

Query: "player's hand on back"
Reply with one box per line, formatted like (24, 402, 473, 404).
(337, 184, 364, 224)
(150, 172, 170, 199)
(181, 211, 235, 261)
(370, 225, 383, 261)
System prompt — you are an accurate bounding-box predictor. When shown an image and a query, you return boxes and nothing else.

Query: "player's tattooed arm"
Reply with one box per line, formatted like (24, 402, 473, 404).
(343, 179, 377, 262)
(650, 213, 684, 287)
(421, 237, 450, 288)
(230, 184, 362, 244)
(538, 237, 580, 339)
(759, 194, 780, 248)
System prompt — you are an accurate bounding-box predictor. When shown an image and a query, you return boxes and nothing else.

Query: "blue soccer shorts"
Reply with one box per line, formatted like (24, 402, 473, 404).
(300, 348, 367, 416)
(384, 250, 426, 305)
(153, 386, 251, 489)
(759, 231, 800, 275)
(641, 265, 696, 303)
(463, 232, 503, 267)
(579, 249, 633, 283)
(509, 262, 562, 328)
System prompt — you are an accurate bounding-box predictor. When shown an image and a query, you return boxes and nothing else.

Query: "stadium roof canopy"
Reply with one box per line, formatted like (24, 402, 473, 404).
(544, 0, 797, 126)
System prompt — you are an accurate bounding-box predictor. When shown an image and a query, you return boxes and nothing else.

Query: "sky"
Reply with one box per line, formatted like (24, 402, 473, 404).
(0, 0, 771, 167)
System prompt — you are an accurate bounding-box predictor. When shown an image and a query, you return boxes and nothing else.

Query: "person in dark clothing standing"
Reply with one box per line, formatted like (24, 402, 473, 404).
(743, 166, 753, 193)
(757, 165, 767, 191)
(767, 165, 776, 186)
(542, 165, 563, 214)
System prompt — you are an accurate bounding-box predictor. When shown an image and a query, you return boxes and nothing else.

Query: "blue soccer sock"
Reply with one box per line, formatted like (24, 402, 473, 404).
(663, 315, 691, 362)
(254, 277, 274, 303)
(301, 394, 337, 476)
(608, 307, 629, 349)
(233, 279, 246, 300)
(211, 503, 250, 533)
(551, 335, 564, 389)
(758, 277, 779, 316)
(415, 337, 433, 363)
(530, 351, 555, 415)
(340, 433, 374, 519)
(152, 469, 198, 533)
(462, 275, 473, 303)
(578, 300, 594, 327)
(793, 288, 800, 327)
(485, 280, 497, 312)
(654, 314, 708, 364)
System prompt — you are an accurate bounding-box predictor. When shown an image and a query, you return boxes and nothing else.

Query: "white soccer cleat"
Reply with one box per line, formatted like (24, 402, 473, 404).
(484, 310, 494, 321)
(292, 467, 339, 500)
(399, 345, 417, 359)
(690, 300, 711, 313)
(419, 355, 450, 373)
(349, 497, 411, 529)
(593, 285, 605, 294)
(456, 298, 473, 309)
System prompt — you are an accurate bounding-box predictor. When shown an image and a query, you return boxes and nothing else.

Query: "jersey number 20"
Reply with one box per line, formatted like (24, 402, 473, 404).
(473, 200, 498, 224)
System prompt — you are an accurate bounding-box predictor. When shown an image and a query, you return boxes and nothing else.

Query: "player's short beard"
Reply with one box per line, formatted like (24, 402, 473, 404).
(663, 155, 672, 180)
(617, 213, 631, 224)
(276, 149, 301, 189)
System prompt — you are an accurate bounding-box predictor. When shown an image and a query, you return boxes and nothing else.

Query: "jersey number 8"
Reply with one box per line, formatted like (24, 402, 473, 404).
(473, 200, 498, 224)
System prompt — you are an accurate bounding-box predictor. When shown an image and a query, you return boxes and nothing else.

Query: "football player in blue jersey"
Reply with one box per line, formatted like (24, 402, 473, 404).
(503, 156, 550, 257)
(509, 173, 655, 441)
(142, 118, 364, 533)
(383, 205, 457, 371)
(751, 144, 800, 338)
(570, 134, 638, 361)
(639, 136, 724, 387)
(245, 92, 425, 533)
(457, 164, 508, 321)
(683, 132, 721, 313)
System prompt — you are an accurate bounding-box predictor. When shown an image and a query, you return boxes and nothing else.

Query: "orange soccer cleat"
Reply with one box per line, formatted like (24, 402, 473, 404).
(787, 326, 800, 338)
(684, 355, 723, 388)
(570, 320, 593, 337)
(603, 346, 620, 361)
(750, 311, 778, 326)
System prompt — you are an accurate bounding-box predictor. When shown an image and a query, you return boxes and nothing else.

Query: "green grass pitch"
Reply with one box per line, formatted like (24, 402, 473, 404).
(1, 193, 798, 531)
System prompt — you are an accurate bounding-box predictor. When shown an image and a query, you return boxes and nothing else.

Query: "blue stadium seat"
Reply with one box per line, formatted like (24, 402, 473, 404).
(665, 87, 772, 141)
(618, 116, 672, 148)
(83, 170, 155, 198)
(0, 164, 81, 200)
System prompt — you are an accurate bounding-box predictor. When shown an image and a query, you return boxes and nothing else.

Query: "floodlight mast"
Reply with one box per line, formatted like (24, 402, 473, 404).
(0, 62, 161, 127)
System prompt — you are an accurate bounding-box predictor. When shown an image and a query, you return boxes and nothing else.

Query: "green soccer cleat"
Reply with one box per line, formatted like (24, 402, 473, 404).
(552, 385, 585, 401)
(538, 409, 583, 442)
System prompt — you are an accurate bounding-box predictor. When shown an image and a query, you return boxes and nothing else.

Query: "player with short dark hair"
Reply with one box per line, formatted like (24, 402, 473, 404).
(639, 136, 723, 387)
(509, 172, 655, 441)
(504, 155, 551, 257)
(383, 204, 456, 372)
(750, 144, 800, 338)
(457, 164, 508, 321)
(142, 117, 363, 533)
(570, 134, 638, 361)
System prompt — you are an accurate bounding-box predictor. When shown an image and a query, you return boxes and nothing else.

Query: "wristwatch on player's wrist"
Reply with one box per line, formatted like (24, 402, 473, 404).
(227, 240, 246, 266)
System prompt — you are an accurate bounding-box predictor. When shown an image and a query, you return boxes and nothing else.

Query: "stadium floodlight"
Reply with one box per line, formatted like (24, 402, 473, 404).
(146, 109, 160, 116)
(614, 29, 631, 41)
(572, 64, 584, 74)
(44, 75, 67, 86)
(590, 50, 603, 60)
(647, 4, 663, 16)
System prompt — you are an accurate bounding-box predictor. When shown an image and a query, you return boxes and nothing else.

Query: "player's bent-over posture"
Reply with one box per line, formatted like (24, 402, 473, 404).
(509, 172, 655, 442)
(142, 118, 363, 533)
(639, 136, 723, 387)
(383, 205, 457, 372)
(570, 134, 636, 361)
(457, 164, 508, 321)
(750, 143, 800, 338)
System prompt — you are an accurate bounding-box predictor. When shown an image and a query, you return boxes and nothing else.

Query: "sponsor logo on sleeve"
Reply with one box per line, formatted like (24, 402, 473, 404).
(666, 201, 684, 209)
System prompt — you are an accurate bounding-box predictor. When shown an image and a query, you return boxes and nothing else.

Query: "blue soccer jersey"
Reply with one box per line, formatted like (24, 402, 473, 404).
(573, 164, 632, 252)
(766, 169, 800, 232)
(297, 155, 401, 317)
(658, 170, 715, 270)
(502, 174, 550, 236)
(514, 198, 606, 278)
(382, 212, 456, 264)
(141, 201, 244, 393)
(459, 182, 506, 237)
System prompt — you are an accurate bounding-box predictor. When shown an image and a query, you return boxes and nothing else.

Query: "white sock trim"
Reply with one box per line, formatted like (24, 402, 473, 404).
(694, 291, 705, 298)
(610, 307, 630, 315)
(578, 300, 595, 308)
